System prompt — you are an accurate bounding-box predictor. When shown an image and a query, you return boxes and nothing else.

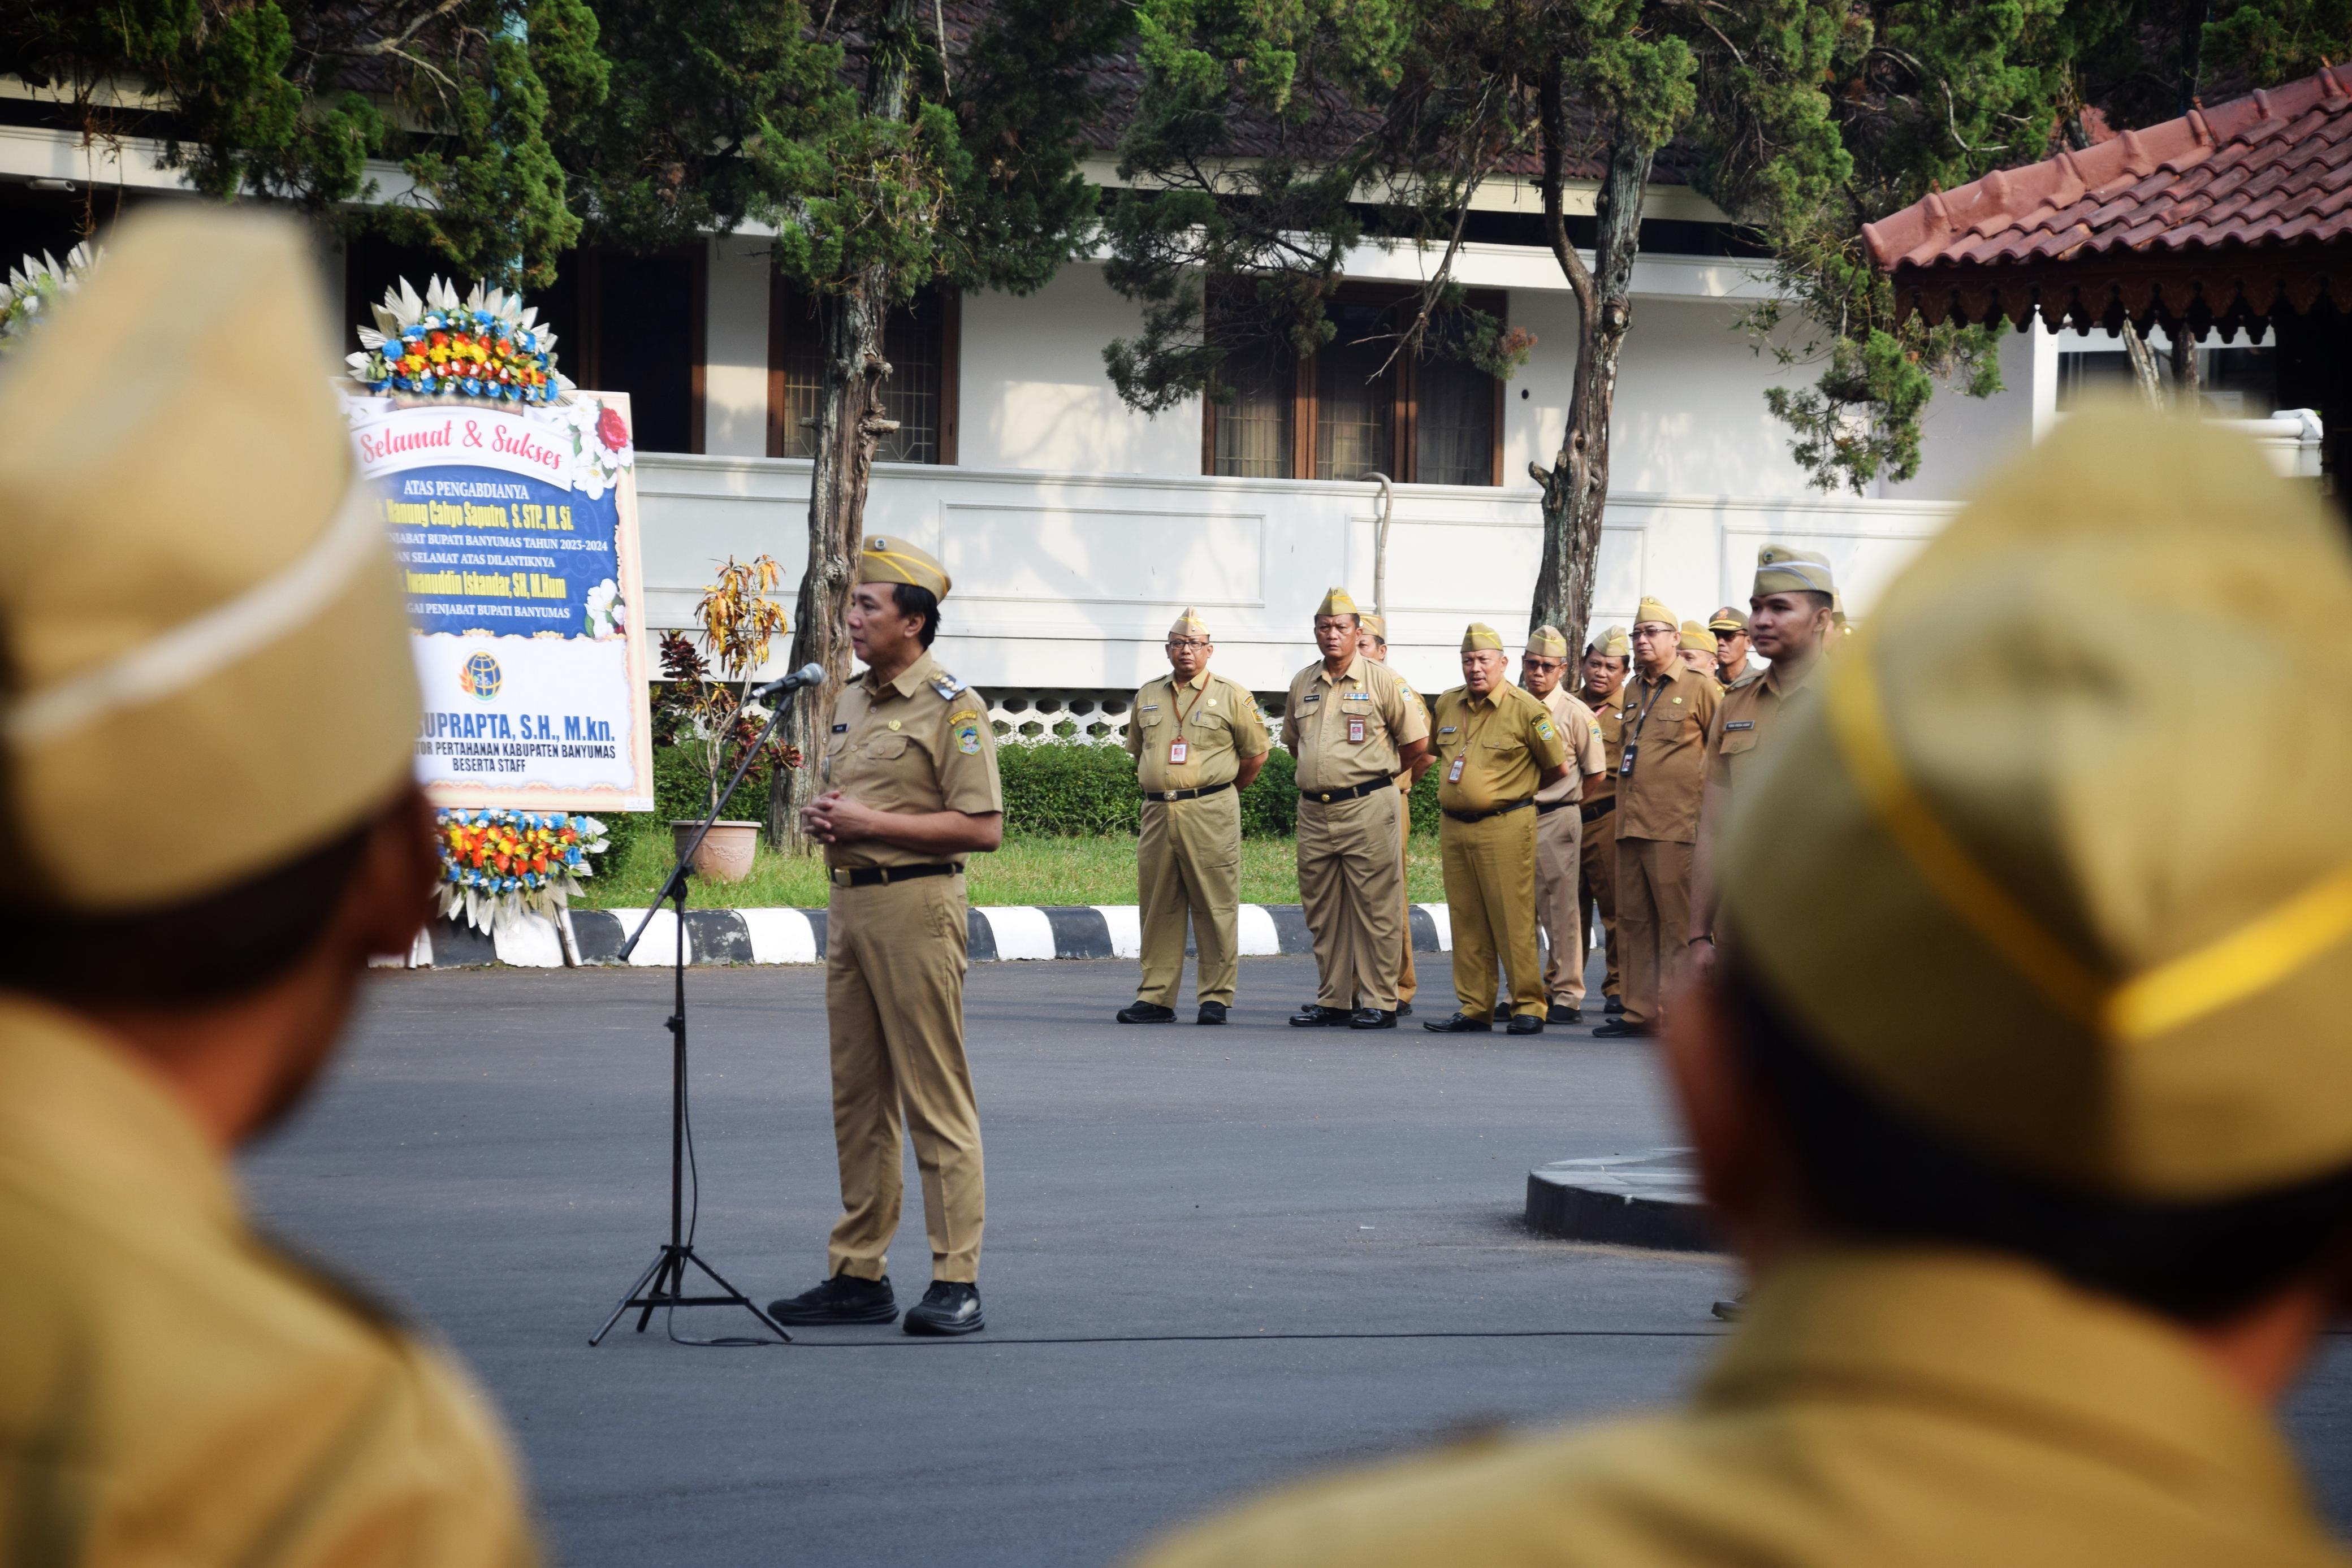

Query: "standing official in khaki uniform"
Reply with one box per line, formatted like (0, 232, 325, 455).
(1675, 621, 1717, 676)
(1134, 409, 2352, 1568)
(1118, 609, 1270, 1026)
(1522, 628, 1607, 1024)
(1597, 599, 1718, 1039)
(1357, 613, 1434, 1017)
(1707, 608, 1753, 686)
(1423, 626, 1569, 1034)
(773, 537, 1003, 1337)
(1577, 629, 1631, 1015)
(0, 209, 538, 1567)
(1285, 590, 1430, 1030)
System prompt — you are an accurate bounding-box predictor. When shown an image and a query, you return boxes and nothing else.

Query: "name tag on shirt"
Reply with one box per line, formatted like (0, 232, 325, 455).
(1724, 720, 1756, 731)
(1347, 717, 1366, 743)
(1169, 739, 1188, 765)
(1447, 755, 1465, 783)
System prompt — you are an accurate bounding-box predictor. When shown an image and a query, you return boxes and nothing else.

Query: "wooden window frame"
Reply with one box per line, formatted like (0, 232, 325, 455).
(1201, 285, 1506, 486)
(766, 279, 959, 464)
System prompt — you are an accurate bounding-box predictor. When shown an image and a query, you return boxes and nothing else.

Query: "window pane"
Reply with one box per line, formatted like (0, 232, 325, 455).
(1213, 340, 1295, 477)
(779, 290, 944, 463)
(1316, 305, 1393, 480)
(1416, 353, 1495, 486)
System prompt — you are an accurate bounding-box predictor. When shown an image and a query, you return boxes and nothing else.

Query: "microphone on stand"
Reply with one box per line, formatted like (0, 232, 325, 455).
(750, 663, 827, 701)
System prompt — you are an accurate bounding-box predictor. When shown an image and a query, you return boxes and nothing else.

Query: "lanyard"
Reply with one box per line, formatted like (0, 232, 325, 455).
(1170, 673, 1210, 737)
(1623, 671, 1676, 752)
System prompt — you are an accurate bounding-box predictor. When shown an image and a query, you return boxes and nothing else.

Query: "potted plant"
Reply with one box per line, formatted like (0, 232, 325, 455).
(655, 555, 798, 882)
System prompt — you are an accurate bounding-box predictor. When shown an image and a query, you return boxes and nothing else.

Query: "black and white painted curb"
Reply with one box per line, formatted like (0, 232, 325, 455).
(387, 903, 1475, 969)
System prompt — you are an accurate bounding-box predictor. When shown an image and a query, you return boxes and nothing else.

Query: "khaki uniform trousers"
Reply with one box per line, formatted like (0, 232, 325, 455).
(1442, 805, 1545, 1018)
(1137, 789, 1243, 1007)
(1615, 835, 1694, 1029)
(1534, 803, 1585, 1006)
(1394, 776, 1417, 1006)
(1579, 808, 1620, 1002)
(824, 873, 984, 1283)
(1297, 790, 1407, 1012)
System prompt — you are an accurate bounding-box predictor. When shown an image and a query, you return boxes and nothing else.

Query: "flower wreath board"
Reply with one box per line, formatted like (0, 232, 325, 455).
(339, 279, 654, 935)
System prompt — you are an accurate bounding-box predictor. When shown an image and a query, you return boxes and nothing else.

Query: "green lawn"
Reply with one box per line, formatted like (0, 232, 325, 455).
(577, 832, 1451, 909)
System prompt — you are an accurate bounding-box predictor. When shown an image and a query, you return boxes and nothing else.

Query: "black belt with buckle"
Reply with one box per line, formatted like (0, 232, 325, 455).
(1298, 778, 1395, 805)
(1535, 799, 1573, 816)
(1143, 779, 1234, 804)
(1442, 798, 1536, 825)
(831, 863, 959, 887)
(1580, 798, 1617, 823)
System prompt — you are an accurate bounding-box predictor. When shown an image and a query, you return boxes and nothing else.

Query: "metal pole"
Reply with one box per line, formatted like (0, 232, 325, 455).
(1368, 472, 1395, 621)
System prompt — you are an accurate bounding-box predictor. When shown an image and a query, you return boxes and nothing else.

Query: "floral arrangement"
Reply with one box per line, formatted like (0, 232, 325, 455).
(348, 276, 572, 405)
(0, 245, 97, 356)
(564, 397, 635, 500)
(652, 556, 799, 816)
(435, 808, 611, 933)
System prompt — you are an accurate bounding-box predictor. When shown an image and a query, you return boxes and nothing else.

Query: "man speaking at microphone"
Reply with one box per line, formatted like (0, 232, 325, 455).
(769, 538, 1004, 1336)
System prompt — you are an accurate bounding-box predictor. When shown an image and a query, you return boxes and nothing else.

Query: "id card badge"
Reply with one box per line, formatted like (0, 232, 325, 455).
(1347, 716, 1367, 743)
(1169, 738, 1188, 765)
(1618, 742, 1638, 777)
(1446, 755, 1465, 784)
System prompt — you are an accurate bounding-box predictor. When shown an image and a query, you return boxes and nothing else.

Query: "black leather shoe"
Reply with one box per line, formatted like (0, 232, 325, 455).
(1290, 1004, 1352, 1027)
(1591, 1019, 1652, 1038)
(768, 1272, 897, 1326)
(1423, 1011, 1492, 1033)
(903, 1280, 985, 1336)
(1347, 1007, 1396, 1029)
(1196, 1001, 1227, 1025)
(1710, 1293, 1746, 1322)
(1604, 996, 1624, 1015)
(1547, 1004, 1583, 1025)
(1491, 1006, 1512, 1023)
(1507, 1013, 1544, 1036)
(1396, 1002, 1413, 1017)
(1117, 1001, 1177, 1024)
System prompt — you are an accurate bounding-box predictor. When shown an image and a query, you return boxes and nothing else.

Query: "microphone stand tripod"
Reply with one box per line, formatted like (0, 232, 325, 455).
(590, 686, 806, 1347)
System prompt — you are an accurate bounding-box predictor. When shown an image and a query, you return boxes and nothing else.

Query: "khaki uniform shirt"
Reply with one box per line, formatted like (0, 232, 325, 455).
(1126, 669, 1270, 793)
(1136, 1247, 2352, 1568)
(1578, 681, 1627, 806)
(1716, 656, 1754, 688)
(1281, 655, 1429, 794)
(1429, 684, 1568, 815)
(1706, 657, 1817, 797)
(821, 649, 1004, 870)
(1614, 663, 1719, 843)
(0, 997, 538, 1568)
(1533, 687, 1606, 806)
(1390, 679, 1429, 794)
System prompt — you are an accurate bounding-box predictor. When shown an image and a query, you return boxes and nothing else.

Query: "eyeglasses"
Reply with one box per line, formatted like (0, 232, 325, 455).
(1632, 625, 1678, 640)
(1168, 638, 1211, 651)
(1522, 657, 1565, 673)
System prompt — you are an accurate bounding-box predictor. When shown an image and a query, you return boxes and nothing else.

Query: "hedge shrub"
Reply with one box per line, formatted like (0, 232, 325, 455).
(604, 736, 1440, 848)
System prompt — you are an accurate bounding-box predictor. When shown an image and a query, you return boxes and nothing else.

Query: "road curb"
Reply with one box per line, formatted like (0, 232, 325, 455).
(391, 902, 1473, 969)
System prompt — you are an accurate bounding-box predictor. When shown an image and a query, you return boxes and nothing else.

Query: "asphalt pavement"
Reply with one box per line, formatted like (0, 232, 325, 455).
(240, 953, 2352, 1566)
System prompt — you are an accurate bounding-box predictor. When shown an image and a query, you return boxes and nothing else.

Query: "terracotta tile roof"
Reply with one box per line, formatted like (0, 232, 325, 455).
(1864, 64, 2352, 329)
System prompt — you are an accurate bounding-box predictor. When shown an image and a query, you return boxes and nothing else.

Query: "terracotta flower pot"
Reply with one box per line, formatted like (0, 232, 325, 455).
(672, 820, 762, 883)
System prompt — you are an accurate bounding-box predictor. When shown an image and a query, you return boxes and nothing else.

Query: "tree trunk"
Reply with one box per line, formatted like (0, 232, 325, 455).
(2168, 327, 2202, 412)
(767, 0, 920, 848)
(2122, 319, 2165, 410)
(1530, 133, 1652, 658)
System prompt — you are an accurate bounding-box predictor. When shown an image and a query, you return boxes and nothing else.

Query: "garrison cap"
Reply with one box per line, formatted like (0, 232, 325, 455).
(859, 535, 950, 599)
(1756, 544, 1836, 597)
(1357, 612, 1386, 640)
(1316, 587, 1359, 620)
(1720, 405, 2352, 1202)
(0, 207, 418, 911)
(1591, 626, 1632, 660)
(1168, 607, 1209, 639)
(1461, 622, 1505, 653)
(1708, 608, 1749, 634)
(1633, 596, 1676, 630)
(1526, 626, 1570, 657)
(1679, 621, 1718, 655)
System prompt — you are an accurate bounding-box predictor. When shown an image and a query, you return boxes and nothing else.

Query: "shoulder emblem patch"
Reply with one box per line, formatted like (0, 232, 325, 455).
(949, 707, 981, 728)
(931, 671, 968, 700)
(956, 723, 982, 755)
(1534, 719, 1556, 739)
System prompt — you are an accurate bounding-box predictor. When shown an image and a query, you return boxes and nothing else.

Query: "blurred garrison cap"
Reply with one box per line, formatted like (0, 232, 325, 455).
(1168, 607, 1209, 639)
(1316, 587, 1359, 620)
(1679, 621, 1718, 655)
(1356, 612, 1386, 640)
(1526, 626, 1570, 657)
(1720, 404, 2352, 1202)
(1756, 544, 1836, 597)
(1707, 608, 1750, 634)
(1633, 596, 1676, 629)
(0, 207, 417, 912)
(1461, 623, 1504, 653)
(1590, 626, 1631, 659)
(859, 535, 950, 598)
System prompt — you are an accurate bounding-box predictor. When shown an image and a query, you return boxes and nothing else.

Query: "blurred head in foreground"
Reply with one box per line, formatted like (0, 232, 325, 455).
(1134, 406, 2352, 1568)
(0, 207, 534, 1565)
